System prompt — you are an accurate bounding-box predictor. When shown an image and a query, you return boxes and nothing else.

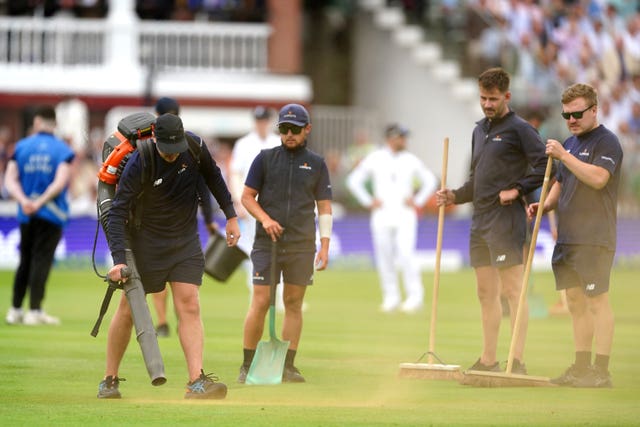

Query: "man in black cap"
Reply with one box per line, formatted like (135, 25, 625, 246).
(150, 97, 217, 338)
(99, 113, 240, 399)
(237, 103, 333, 383)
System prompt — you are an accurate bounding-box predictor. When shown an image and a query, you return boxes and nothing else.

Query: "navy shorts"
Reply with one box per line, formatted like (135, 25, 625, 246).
(251, 248, 315, 286)
(133, 238, 204, 294)
(469, 204, 526, 268)
(552, 244, 614, 296)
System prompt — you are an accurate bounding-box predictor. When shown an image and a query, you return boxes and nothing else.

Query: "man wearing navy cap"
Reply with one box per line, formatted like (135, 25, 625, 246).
(99, 113, 240, 399)
(347, 123, 437, 314)
(237, 103, 333, 383)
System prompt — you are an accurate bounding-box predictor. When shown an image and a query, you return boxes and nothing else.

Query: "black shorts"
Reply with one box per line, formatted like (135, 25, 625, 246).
(251, 248, 314, 286)
(133, 237, 204, 294)
(469, 204, 526, 268)
(552, 244, 614, 296)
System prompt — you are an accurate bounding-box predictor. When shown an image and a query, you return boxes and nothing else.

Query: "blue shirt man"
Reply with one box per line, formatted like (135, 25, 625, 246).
(4, 105, 75, 326)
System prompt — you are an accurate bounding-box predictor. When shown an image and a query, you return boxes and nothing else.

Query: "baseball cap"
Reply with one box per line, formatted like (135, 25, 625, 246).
(155, 97, 180, 115)
(277, 103, 310, 126)
(385, 123, 409, 138)
(253, 106, 272, 120)
(154, 114, 188, 154)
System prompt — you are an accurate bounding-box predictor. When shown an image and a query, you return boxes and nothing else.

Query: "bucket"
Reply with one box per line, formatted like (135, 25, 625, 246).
(203, 233, 249, 282)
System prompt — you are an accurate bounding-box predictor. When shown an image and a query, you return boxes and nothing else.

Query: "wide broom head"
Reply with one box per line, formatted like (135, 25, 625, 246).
(398, 363, 463, 381)
(460, 370, 556, 387)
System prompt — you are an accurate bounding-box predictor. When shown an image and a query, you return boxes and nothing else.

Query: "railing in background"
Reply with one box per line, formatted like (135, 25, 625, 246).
(0, 17, 106, 66)
(138, 21, 270, 72)
(0, 17, 270, 72)
(308, 105, 378, 158)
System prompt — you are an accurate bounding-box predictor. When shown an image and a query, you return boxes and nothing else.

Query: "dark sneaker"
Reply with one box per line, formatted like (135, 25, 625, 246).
(97, 376, 124, 399)
(156, 323, 169, 338)
(573, 365, 613, 388)
(467, 358, 500, 372)
(237, 365, 249, 384)
(282, 366, 306, 383)
(550, 364, 589, 386)
(511, 359, 528, 375)
(185, 370, 227, 399)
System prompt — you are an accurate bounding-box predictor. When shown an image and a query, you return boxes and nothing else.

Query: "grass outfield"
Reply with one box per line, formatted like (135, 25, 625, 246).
(1, 266, 639, 426)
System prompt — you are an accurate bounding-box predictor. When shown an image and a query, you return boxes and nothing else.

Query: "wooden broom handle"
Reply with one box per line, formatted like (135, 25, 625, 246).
(428, 137, 449, 364)
(506, 156, 554, 374)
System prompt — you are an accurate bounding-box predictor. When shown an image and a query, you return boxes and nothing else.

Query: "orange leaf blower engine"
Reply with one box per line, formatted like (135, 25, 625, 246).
(96, 112, 155, 233)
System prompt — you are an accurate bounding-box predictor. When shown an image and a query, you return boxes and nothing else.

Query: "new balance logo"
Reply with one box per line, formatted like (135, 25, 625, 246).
(586, 283, 596, 291)
(496, 254, 506, 262)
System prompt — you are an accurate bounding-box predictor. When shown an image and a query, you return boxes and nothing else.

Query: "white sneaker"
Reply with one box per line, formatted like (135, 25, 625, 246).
(380, 299, 400, 313)
(400, 299, 423, 314)
(5, 307, 23, 325)
(23, 310, 61, 326)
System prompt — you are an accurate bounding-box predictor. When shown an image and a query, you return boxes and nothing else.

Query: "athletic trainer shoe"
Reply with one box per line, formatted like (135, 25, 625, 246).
(237, 365, 249, 384)
(5, 307, 23, 325)
(155, 323, 169, 338)
(23, 309, 60, 325)
(282, 366, 306, 383)
(467, 358, 501, 372)
(550, 364, 589, 386)
(185, 370, 227, 399)
(573, 365, 613, 388)
(97, 376, 124, 399)
(511, 359, 528, 375)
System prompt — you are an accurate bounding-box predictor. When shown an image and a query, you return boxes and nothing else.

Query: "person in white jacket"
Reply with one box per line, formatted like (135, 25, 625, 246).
(347, 124, 437, 313)
(229, 106, 281, 294)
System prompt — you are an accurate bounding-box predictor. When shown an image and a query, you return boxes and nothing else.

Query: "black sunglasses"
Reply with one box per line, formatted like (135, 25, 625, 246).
(278, 124, 304, 135)
(561, 104, 594, 120)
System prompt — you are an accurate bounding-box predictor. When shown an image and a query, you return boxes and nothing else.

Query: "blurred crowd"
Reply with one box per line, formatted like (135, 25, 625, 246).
(394, 0, 640, 214)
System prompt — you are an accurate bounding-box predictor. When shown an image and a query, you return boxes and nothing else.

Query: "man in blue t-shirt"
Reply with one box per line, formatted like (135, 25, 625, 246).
(4, 105, 75, 326)
(529, 83, 623, 388)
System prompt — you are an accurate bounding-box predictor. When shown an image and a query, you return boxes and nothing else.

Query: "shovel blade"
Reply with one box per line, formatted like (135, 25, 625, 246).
(246, 338, 290, 385)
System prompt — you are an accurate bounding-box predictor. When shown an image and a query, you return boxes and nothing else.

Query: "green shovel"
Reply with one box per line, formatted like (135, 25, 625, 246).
(246, 240, 290, 385)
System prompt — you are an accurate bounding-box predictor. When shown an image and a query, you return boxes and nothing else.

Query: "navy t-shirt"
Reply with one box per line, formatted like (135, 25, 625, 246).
(556, 125, 622, 249)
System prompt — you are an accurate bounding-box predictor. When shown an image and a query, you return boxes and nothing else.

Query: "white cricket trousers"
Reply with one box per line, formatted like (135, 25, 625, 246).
(370, 212, 423, 305)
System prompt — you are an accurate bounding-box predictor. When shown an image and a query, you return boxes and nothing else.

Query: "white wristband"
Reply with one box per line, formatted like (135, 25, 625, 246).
(318, 214, 333, 239)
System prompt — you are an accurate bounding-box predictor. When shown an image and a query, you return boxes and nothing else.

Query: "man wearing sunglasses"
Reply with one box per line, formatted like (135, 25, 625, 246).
(528, 83, 622, 387)
(436, 67, 549, 375)
(237, 103, 333, 383)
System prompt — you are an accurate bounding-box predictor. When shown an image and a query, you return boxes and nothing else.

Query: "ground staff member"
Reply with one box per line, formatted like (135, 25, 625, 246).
(346, 123, 437, 313)
(4, 105, 74, 326)
(149, 97, 217, 338)
(436, 67, 549, 374)
(237, 103, 332, 383)
(99, 113, 240, 399)
(528, 83, 622, 388)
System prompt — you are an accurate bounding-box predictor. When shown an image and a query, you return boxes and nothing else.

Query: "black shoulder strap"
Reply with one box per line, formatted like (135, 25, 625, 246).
(185, 133, 203, 167)
(137, 139, 156, 187)
(132, 139, 156, 230)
